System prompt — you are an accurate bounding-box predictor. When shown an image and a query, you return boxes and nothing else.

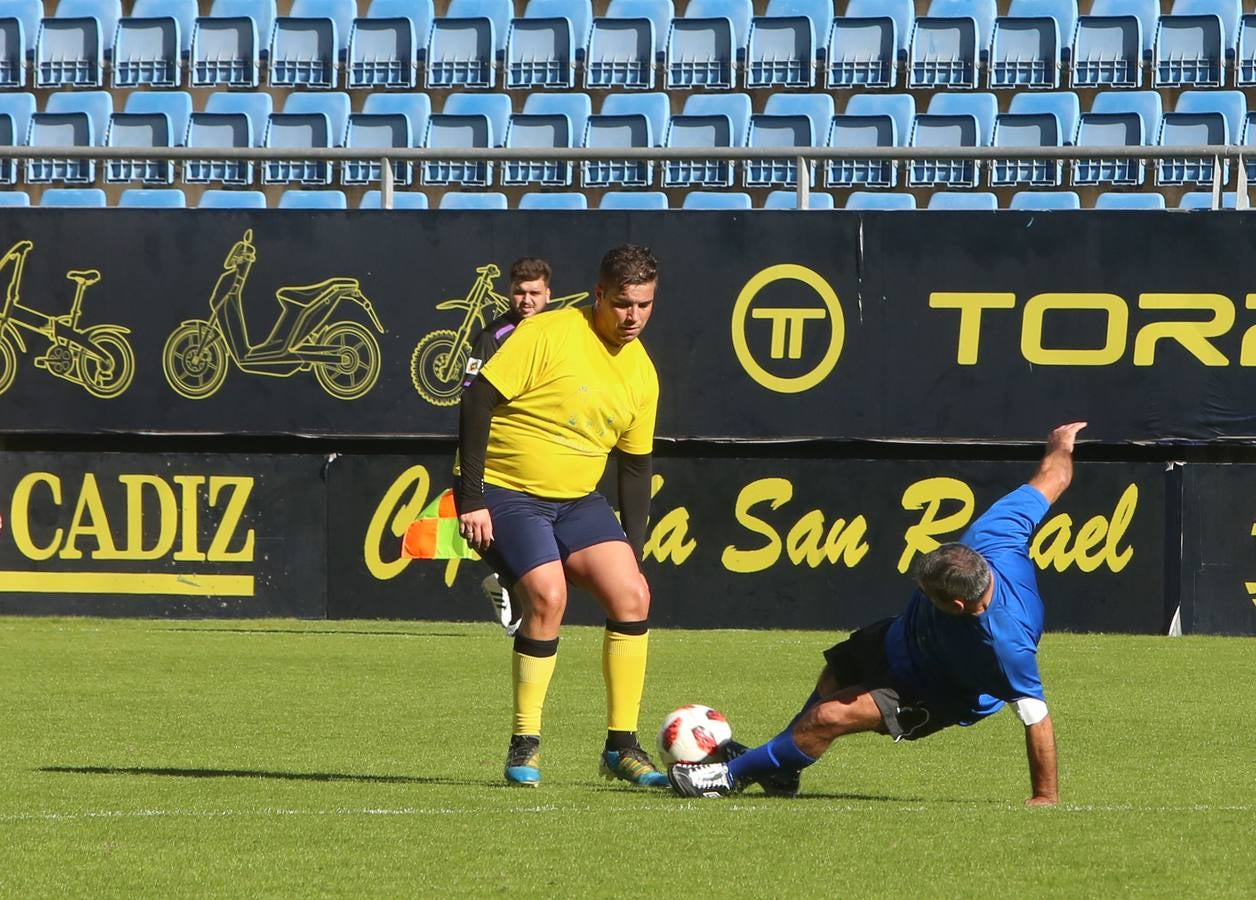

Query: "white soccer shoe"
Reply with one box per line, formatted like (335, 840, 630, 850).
(481, 574, 519, 636)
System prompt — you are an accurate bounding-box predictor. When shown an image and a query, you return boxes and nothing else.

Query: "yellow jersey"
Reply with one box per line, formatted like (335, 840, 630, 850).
(478, 306, 659, 498)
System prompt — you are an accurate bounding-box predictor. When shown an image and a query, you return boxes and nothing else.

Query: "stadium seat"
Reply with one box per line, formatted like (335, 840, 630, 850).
(845, 191, 915, 210)
(262, 92, 350, 185)
(0, 190, 31, 206)
(663, 93, 752, 188)
(1153, 0, 1240, 88)
(745, 0, 833, 89)
(665, 0, 752, 89)
(928, 191, 999, 209)
(422, 94, 510, 187)
(519, 192, 588, 208)
(503, 93, 591, 187)
(1009, 190, 1081, 209)
(745, 93, 833, 188)
(359, 189, 429, 208)
(1238, 14, 1256, 85)
(683, 191, 752, 209)
(278, 189, 346, 208)
(826, 93, 913, 189)
(1178, 190, 1240, 209)
(36, 0, 122, 87)
(117, 187, 186, 207)
(1094, 191, 1166, 208)
(827, 0, 912, 89)
(346, 0, 430, 89)
(585, 0, 672, 90)
(112, 0, 196, 87)
(1157, 90, 1246, 186)
(343, 112, 413, 187)
(439, 191, 508, 209)
(0, 0, 41, 88)
(991, 92, 1080, 188)
(989, 0, 1078, 90)
(0, 93, 36, 184)
(908, 0, 997, 89)
(197, 188, 267, 207)
(39, 187, 107, 206)
(505, 0, 591, 90)
(105, 91, 191, 185)
(582, 92, 668, 188)
(269, 0, 355, 88)
(908, 93, 998, 188)
(26, 90, 111, 184)
(1072, 91, 1161, 185)
(1071, 0, 1158, 88)
(190, 0, 275, 88)
(185, 92, 272, 185)
(427, 0, 512, 89)
(599, 190, 667, 209)
(763, 189, 835, 209)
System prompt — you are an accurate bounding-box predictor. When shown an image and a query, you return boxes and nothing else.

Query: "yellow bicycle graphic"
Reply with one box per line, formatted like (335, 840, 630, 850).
(0, 239, 135, 399)
(410, 263, 587, 406)
(163, 230, 385, 401)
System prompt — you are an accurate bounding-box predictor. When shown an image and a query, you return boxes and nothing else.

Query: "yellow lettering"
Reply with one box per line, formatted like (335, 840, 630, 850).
(827, 515, 870, 567)
(899, 477, 975, 573)
(118, 475, 177, 560)
(59, 474, 119, 560)
(1104, 484, 1136, 572)
(1032, 514, 1075, 571)
(172, 475, 205, 561)
(207, 476, 254, 562)
(1021, 293, 1128, 365)
(1133, 294, 1233, 366)
(721, 478, 790, 574)
(1240, 294, 1256, 366)
(646, 509, 697, 565)
(929, 292, 1017, 365)
(1070, 515, 1109, 572)
(1035, 484, 1138, 573)
(365, 465, 434, 580)
(10, 472, 62, 561)
(785, 511, 870, 568)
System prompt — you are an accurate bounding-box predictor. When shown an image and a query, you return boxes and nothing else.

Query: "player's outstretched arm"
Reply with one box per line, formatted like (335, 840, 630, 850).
(1028, 422, 1087, 505)
(1024, 714, 1058, 807)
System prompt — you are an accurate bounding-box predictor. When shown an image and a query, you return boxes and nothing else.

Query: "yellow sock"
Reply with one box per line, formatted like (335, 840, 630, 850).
(512, 650, 557, 736)
(603, 629, 649, 733)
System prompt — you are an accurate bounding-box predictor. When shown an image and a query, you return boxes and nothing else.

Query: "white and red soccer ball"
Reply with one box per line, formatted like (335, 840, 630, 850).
(657, 704, 733, 766)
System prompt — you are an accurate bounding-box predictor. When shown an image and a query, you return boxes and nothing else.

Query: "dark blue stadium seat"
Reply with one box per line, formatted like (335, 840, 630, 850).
(359, 190, 429, 208)
(0, 93, 36, 184)
(1153, 0, 1240, 88)
(1157, 90, 1245, 186)
(106, 91, 191, 185)
(665, 0, 752, 89)
(991, 92, 1080, 187)
(439, 190, 509, 209)
(908, 0, 996, 89)
(40, 187, 107, 206)
(827, 0, 911, 89)
(519, 192, 588, 209)
(663, 93, 752, 188)
(683, 191, 752, 209)
(1009, 190, 1081, 209)
(908, 93, 997, 188)
(113, 0, 196, 87)
(36, 0, 122, 87)
(1071, 0, 1158, 88)
(26, 90, 111, 184)
(0, 190, 31, 206)
(763, 189, 835, 209)
(928, 191, 999, 209)
(0, 0, 41, 88)
(746, 0, 833, 89)
(427, 0, 512, 89)
(1094, 191, 1166, 208)
(745, 93, 833, 188)
(826, 93, 914, 189)
(270, 0, 355, 88)
(585, 0, 672, 90)
(582, 92, 667, 188)
(118, 187, 186, 207)
(506, 0, 591, 90)
(599, 190, 667, 209)
(1073, 90, 1161, 185)
(502, 93, 591, 187)
(347, 0, 431, 89)
(990, 0, 1078, 90)
(845, 191, 915, 209)
(198, 188, 267, 207)
(263, 91, 350, 185)
(190, 0, 275, 88)
(186, 91, 271, 185)
(279, 189, 347, 208)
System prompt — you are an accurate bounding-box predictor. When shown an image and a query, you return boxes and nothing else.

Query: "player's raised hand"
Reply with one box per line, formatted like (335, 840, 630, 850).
(1046, 421, 1087, 454)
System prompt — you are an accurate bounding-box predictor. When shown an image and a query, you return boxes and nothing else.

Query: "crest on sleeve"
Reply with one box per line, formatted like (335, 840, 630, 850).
(465, 357, 483, 376)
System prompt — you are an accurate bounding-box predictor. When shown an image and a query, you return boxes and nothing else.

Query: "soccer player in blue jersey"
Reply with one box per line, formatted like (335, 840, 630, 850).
(669, 422, 1087, 807)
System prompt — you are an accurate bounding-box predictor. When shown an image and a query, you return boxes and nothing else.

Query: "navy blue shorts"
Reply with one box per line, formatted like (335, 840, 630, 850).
(480, 484, 629, 581)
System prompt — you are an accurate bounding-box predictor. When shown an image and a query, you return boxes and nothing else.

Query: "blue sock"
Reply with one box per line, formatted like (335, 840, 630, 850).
(727, 727, 816, 782)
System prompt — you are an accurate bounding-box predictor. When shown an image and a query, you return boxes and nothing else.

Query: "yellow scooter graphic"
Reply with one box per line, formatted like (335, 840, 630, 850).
(0, 239, 135, 399)
(163, 230, 385, 400)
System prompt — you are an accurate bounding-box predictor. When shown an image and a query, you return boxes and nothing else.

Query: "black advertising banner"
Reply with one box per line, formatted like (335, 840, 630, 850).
(4, 211, 1256, 443)
(0, 452, 326, 617)
(1180, 465, 1256, 635)
(329, 453, 1166, 633)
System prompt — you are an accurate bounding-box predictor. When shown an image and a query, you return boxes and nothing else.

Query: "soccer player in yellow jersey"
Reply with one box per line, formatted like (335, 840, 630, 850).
(455, 244, 665, 787)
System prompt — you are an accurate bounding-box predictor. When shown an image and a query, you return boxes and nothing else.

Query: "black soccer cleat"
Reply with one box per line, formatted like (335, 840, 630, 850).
(721, 739, 801, 798)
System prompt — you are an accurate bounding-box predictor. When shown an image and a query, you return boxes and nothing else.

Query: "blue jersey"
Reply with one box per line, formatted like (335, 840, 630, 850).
(884, 484, 1050, 725)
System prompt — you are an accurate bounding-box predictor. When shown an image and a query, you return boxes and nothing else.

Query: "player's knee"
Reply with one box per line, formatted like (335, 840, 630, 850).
(618, 574, 650, 620)
(524, 583, 567, 621)
(807, 698, 857, 739)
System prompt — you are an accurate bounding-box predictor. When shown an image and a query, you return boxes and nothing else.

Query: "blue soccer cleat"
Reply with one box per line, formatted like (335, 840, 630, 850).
(721, 739, 801, 797)
(505, 734, 541, 786)
(600, 745, 669, 788)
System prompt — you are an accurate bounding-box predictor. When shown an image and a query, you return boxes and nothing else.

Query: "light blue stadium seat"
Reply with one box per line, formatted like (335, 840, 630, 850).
(826, 93, 913, 189)
(928, 191, 998, 209)
(279, 189, 346, 208)
(118, 187, 186, 207)
(1010, 190, 1081, 209)
(1238, 14, 1256, 84)
(26, 90, 111, 184)
(186, 92, 272, 185)
(270, 0, 355, 88)
(0, 92, 36, 184)
(1094, 191, 1166, 208)
(427, 0, 512, 89)
(845, 191, 915, 209)
(36, 0, 122, 86)
(1071, 0, 1158, 88)
(991, 92, 1080, 187)
(1178, 190, 1240, 209)
(112, 0, 196, 87)
(190, 0, 275, 88)
(908, 93, 998, 188)
(1154, 0, 1240, 88)
(359, 190, 428, 208)
(585, 0, 672, 89)
(505, 0, 591, 90)
(745, 0, 833, 89)
(0, 190, 31, 206)
(1073, 90, 1160, 185)
(683, 191, 752, 209)
(343, 111, 414, 187)
(763, 190, 834, 209)
(745, 93, 833, 188)
(347, 0, 430, 89)
(663, 93, 751, 188)
(439, 191, 508, 209)
(990, 0, 1078, 89)
(826, 0, 910, 89)
(198, 189, 267, 207)
(599, 190, 667, 209)
(0, 0, 41, 88)
(519, 192, 587, 209)
(908, 0, 996, 89)
(583, 92, 667, 188)
(421, 93, 510, 187)
(502, 93, 591, 187)
(600, 92, 669, 139)
(106, 91, 191, 185)
(665, 0, 752, 89)
(263, 92, 350, 185)
(1157, 90, 1245, 186)
(40, 187, 107, 206)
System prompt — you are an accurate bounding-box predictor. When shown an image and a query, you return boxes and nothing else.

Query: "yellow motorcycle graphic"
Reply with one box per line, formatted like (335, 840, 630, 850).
(410, 263, 587, 406)
(0, 239, 135, 399)
(163, 230, 385, 400)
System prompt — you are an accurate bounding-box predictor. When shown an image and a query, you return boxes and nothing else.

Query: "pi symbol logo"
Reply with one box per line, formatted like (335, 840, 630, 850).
(730, 264, 845, 394)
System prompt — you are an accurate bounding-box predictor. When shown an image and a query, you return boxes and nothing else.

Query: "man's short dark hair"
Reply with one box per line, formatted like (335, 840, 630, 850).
(914, 543, 992, 606)
(598, 244, 657, 292)
(510, 257, 551, 288)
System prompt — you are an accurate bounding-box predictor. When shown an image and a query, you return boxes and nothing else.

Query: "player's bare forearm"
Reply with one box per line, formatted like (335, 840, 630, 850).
(1028, 422, 1087, 505)
(1024, 714, 1058, 807)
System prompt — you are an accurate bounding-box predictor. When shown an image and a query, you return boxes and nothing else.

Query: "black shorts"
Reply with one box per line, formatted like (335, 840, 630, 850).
(822, 619, 961, 742)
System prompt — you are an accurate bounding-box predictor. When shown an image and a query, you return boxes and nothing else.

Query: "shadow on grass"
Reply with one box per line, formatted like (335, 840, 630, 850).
(154, 627, 469, 639)
(39, 765, 487, 787)
(590, 784, 930, 803)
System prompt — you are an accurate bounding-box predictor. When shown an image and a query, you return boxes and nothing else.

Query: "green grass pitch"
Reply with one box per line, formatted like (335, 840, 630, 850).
(1, 617, 1253, 898)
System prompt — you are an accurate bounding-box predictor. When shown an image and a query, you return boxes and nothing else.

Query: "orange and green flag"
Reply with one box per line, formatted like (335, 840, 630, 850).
(401, 489, 476, 560)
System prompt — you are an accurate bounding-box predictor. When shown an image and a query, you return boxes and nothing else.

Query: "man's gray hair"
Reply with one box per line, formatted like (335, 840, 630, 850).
(914, 543, 991, 606)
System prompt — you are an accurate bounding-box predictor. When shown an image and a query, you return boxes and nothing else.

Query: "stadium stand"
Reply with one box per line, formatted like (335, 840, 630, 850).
(346, 0, 430, 89)
(117, 185, 185, 204)
(190, 0, 275, 88)
(908, 0, 997, 89)
(763, 188, 834, 207)
(0, 189, 32, 205)
(0, 0, 42, 88)
(197, 188, 267, 206)
(683, 189, 752, 207)
(36, 0, 122, 87)
(426, 0, 512, 89)
(39, 186, 107, 204)
(666, 0, 751, 89)
(1094, 190, 1168, 207)
(1009, 188, 1082, 207)
(585, 0, 671, 89)
(989, 0, 1077, 89)
(112, 0, 196, 87)
(600, 189, 667, 207)
(279, 187, 347, 205)
(518, 190, 587, 206)
(928, 190, 1000, 208)
(826, 0, 912, 88)
(360, 188, 429, 206)
(846, 190, 915, 208)
(1072, 0, 1159, 88)
(439, 189, 508, 207)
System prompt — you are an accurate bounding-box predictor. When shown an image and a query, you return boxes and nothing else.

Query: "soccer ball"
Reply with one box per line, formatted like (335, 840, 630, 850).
(657, 704, 733, 766)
